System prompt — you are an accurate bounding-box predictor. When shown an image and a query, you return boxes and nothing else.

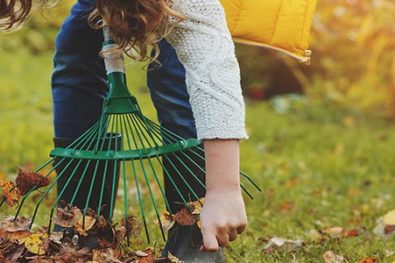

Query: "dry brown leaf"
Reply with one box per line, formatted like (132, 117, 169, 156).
(174, 207, 197, 226)
(91, 248, 122, 263)
(1, 216, 31, 232)
(7, 230, 31, 243)
(323, 250, 345, 263)
(358, 258, 377, 263)
(324, 227, 344, 238)
(137, 248, 156, 263)
(55, 205, 83, 228)
(56, 246, 91, 262)
(263, 237, 304, 254)
(16, 168, 49, 195)
(0, 180, 21, 206)
(344, 229, 359, 237)
(0, 243, 26, 262)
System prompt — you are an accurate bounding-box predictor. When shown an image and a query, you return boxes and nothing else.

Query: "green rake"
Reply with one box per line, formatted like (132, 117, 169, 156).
(0, 27, 261, 243)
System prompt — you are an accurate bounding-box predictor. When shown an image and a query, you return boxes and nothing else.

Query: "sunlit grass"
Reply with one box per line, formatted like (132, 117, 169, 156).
(1, 51, 395, 262)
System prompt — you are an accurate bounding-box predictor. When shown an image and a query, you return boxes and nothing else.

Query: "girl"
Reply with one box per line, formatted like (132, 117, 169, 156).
(1, 0, 248, 261)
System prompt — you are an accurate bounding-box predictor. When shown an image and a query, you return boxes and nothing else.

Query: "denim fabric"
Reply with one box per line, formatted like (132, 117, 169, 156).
(52, 0, 205, 213)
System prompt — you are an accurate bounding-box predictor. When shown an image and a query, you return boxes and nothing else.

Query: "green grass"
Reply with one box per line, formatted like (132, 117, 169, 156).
(1, 50, 395, 262)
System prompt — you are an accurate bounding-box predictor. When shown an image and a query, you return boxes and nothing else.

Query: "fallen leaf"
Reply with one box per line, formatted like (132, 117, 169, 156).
(55, 205, 82, 228)
(56, 246, 91, 262)
(344, 229, 359, 237)
(190, 198, 204, 215)
(168, 251, 184, 263)
(0, 243, 26, 262)
(383, 210, 395, 225)
(0, 216, 31, 232)
(16, 168, 49, 195)
(263, 237, 304, 253)
(0, 181, 21, 206)
(305, 229, 323, 241)
(324, 227, 344, 238)
(174, 207, 197, 226)
(373, 211, 395, 237)
(23, 232, 49, 255)
(323, 250, 345, 263)
(91, 248, 122, 263)
(358, 258, 377, 263)
(137, 248, 156, 263)
(74, 215, 96, 236)
(160, 212, 175, 232)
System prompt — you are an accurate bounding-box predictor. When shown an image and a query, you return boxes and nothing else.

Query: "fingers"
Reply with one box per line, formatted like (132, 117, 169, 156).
(202, 227, 219, 252)
(201, 222, 247, 251)
(228, 228, 238, 241)
(237, 221, 247, 234)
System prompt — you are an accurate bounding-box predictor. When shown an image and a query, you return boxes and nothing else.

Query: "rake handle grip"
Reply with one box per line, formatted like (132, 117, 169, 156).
(102, 27, 125, 74)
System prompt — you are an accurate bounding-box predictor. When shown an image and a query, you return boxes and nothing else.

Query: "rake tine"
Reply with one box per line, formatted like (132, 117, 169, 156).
(128, 114, 166, 241)
(98, 115, 117, 219)
(13, 121, 100, 225)
(145, 120, 260, 198)
(126, 114, 188, 211)
(240, 184, 254, 200)
(130, 158, 150, 243)
(127, 115, 170, 211)
(66, 121, 101, 150)
(123, 114, 150, 243)
(29, 158, 76, 229)
(162, 154, 202, 205)
(70, 160, 92, 229)
(82, 116, 110, 229)
(118, 114, 133, 245)
(48, 159, 84, 233)
(239, 171, 262, 192)
(136, 120, 190, 210)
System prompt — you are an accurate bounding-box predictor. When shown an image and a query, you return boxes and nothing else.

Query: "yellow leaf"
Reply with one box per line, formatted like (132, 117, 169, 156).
(190, 198, 204, 215)
(160, 212, 175, 232)
(24, 232, 48, 255)
(383, 210, 395, 225)
(168, 251, 183, 263)
(74, 216, 96, 236)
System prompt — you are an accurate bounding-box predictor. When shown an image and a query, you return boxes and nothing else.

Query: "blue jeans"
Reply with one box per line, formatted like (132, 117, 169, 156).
(52, 0, 205, 214)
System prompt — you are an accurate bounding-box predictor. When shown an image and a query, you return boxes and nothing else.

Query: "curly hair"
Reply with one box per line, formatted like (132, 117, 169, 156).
(0, 0, 183, 61)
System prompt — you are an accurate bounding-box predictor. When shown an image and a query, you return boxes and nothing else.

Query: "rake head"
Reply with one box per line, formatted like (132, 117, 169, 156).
(0, 28, 261, 244)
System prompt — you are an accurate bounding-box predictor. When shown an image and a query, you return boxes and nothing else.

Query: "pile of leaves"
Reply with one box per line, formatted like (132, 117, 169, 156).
(0, 204, 194, 262)
(0, 168, 206, 262)
(0, 205, 159, 262)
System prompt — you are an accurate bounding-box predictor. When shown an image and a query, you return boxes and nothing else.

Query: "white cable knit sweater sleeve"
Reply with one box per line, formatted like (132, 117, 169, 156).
(165, 0, 248, 140)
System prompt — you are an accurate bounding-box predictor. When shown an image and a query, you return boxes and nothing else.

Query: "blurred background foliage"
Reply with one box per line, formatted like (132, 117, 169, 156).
(240, 0, 395, 117)
(1, 0, 395, 117)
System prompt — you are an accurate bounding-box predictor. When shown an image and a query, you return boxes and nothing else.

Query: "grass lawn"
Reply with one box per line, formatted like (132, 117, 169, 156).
(1, 50, 395, 262)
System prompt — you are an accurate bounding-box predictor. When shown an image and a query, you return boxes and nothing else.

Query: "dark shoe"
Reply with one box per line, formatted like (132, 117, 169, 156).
(161, 223, 226, 263)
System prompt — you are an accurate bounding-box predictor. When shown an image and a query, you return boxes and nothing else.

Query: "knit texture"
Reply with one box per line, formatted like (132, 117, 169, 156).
(166, 0, 248, 140)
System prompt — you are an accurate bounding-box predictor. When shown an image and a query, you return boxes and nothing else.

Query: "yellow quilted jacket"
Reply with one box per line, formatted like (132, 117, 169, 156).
(220, 0, 317, 63)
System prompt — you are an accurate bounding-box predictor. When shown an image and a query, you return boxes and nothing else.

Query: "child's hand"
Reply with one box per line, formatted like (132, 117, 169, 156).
(200, 188, 247, 251)
(199, 139, 247, 251)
